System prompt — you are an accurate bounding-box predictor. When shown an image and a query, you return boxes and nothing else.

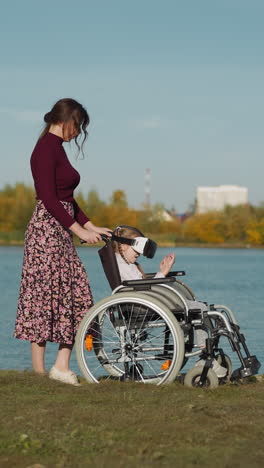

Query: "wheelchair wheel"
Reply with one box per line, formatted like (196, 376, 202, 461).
(75, 292, 185, 385)
(184, 366, 219, 388)
(216, 354, 232, 381)
(174, 279, 196, 300)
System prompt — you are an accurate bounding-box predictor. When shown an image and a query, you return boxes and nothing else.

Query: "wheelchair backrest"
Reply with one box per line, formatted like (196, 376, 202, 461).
(98, 241, 122, 290)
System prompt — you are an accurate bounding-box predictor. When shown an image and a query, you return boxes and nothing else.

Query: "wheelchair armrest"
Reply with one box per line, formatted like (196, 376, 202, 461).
(168, 271, 186, 277)
(145, 270, 186, 279)
(122, 277, 177, 289)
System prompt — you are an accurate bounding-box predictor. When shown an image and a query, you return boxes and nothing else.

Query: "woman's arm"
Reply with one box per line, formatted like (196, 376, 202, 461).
(72, 199, 90, 226)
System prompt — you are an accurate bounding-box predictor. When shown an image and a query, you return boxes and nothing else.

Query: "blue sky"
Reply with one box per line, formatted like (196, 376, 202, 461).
(1, 0, 264, 212)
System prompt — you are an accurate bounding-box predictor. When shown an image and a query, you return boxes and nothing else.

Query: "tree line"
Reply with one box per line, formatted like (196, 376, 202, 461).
(1, 183, 264, 245)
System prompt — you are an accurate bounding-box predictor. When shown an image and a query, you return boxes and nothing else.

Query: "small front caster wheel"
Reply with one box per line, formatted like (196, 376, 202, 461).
(184, 366, 219, 388)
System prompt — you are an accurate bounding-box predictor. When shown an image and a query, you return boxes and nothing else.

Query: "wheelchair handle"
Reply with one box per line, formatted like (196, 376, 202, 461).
(101, 234, 112, 242)
(80, 233, 112, 244)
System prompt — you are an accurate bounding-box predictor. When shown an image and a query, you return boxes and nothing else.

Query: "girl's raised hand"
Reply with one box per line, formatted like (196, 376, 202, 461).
(159, 253, 175, 276)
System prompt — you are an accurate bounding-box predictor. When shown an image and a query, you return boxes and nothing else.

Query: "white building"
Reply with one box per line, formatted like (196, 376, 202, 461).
(196, 185, 248, 214)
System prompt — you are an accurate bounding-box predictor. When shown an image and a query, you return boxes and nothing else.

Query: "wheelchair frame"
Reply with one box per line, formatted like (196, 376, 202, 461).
(75, 239, 260, 387)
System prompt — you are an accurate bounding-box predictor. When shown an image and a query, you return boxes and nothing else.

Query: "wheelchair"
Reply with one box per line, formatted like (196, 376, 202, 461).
(75, 237, 260, 388)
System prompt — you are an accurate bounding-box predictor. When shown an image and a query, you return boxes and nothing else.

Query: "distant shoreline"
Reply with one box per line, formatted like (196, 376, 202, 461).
(0, 240, 263, 249)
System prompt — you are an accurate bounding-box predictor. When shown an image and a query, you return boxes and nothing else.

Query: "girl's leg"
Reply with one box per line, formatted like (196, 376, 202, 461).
(31, 341, 47, 374)
(53, 344, 73, 372)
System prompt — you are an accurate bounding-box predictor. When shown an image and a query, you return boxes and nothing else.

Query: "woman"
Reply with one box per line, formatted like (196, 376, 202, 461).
(14, 98, 111, 385)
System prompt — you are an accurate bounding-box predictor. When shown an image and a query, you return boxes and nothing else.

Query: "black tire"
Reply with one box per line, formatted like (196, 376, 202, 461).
(184, 366, 219, 388)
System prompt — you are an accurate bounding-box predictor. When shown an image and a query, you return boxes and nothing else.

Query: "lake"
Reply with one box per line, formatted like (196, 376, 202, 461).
(0, 245, 263, 376)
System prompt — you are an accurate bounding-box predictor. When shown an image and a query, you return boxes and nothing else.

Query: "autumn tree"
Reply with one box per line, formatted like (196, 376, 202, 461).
(0, 183, 35, 233)
(246, 219, 264, 245)
(1, 182, 264, 245)
(183, 212, 225, 244)
(221, 204, 253, 242)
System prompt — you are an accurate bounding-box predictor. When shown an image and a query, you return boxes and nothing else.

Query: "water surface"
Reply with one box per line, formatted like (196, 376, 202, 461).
(1, 246, 263, 375)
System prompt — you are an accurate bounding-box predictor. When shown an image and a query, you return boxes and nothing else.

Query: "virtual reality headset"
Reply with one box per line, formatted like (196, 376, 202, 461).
(111, 234, 157, 259)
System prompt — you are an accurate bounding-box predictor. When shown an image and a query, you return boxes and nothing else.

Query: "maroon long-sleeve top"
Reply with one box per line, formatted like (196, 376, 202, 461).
(30, 132, 89, 229)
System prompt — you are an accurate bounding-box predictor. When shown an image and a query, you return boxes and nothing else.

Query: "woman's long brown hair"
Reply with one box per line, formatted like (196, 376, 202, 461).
(39, 98, 90, 156)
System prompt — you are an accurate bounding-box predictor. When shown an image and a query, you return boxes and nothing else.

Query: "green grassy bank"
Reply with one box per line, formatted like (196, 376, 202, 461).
(1, 371, 264, 468)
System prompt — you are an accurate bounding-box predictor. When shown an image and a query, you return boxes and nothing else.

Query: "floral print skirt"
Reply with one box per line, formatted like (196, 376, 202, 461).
(14, 201, 93, 344)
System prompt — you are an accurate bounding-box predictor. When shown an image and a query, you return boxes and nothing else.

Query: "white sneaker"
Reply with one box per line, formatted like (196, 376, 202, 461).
(49, 366, 81, 386)
(195, 359, 227, 378)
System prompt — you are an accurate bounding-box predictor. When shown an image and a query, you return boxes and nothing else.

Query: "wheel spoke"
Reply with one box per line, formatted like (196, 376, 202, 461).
(76, 295, 184, 384)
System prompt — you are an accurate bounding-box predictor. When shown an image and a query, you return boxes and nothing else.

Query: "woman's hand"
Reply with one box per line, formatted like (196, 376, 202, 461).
(80, 229, 102, 244)
(84, 221, 112, 237)
(69, 221, 102, 244)
(158, 253, 175, 276)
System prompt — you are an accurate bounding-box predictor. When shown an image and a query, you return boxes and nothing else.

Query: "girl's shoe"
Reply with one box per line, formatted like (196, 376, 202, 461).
(49, 366, 81, 386)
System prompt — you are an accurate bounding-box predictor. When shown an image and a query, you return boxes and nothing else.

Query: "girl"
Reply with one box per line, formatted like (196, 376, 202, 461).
(112, 225, 175, 281)
(14, 98, 111, 385)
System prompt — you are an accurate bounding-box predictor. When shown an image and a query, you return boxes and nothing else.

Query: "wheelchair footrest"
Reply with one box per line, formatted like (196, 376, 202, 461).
(231, 355, 261, 380)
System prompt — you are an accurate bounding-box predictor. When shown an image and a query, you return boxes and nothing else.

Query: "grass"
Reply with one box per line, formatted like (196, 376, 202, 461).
(1, 371, 264, 467)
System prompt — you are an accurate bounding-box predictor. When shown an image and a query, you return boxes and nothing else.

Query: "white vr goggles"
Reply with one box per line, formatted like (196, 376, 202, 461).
(112, 233, 157, 259)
